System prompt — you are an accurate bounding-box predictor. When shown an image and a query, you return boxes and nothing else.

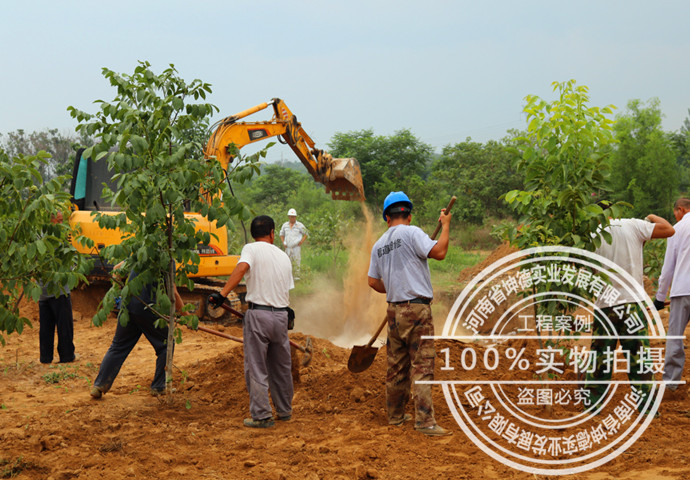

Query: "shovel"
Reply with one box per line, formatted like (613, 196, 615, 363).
(207, 300, 313, 367)
(347, 195, 456, 373)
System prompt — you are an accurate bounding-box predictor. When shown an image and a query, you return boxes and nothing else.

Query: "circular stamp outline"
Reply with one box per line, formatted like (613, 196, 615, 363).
(438, 246, 666, 475)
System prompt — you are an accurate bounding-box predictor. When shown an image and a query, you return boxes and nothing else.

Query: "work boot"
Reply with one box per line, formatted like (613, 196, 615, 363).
(150, 387, 176, 396)
(243, 417, 275, 428)
(389, 413, 412, 426)
(90, 385, 104, 399)
(415, 424, 452, 437)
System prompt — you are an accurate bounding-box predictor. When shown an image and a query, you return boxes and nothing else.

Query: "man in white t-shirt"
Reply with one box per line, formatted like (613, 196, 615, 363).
(586, 212, 674, 410)
(209, 215, 294, 428)
(279, 208, 307, 279)
(655, 198, 690, 392)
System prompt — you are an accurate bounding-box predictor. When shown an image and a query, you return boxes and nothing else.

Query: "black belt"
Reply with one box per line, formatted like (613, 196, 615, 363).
(248, 303, 288, 312)
(389, 297, 432, 306)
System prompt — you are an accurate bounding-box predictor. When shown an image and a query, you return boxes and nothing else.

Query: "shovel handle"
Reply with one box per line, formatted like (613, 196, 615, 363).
(430, 196, 456, 240)
(196, 324, 243, 343)
(367, 317, 388, 348)
(211, 300, 309, 353)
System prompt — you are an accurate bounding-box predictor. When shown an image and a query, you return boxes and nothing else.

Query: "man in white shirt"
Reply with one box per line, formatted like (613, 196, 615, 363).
(655, 198, 690, 392)
(210, 215, 295, 428)
(279, 208, 307, 279)
(586, 212, 674, 410)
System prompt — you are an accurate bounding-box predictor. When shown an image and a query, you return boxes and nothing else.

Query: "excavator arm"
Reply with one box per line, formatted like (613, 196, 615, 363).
(205, 98, 365, 201)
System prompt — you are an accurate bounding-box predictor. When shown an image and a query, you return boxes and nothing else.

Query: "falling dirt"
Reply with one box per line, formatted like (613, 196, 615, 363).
(293, 204, 388, 348)
(1, 244, 690, 479)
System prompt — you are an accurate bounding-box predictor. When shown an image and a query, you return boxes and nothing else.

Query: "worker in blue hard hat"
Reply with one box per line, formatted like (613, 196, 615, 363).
(367, 191, 452, 436)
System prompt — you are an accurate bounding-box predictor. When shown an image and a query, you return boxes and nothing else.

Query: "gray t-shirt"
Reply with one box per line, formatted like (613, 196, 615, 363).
(368, 224, 437, 302)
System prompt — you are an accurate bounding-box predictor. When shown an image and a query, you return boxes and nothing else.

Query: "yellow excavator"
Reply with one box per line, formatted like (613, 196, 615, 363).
(69, 98, 365, 321)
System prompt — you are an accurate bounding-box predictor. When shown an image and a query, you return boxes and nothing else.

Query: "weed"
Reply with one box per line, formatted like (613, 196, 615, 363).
(0, 457, 27, 478)
(321, 347, 330, 359)
(41, 365, 81, 384)
(185, 399, 192, 410)
(129, 385, 142, 395)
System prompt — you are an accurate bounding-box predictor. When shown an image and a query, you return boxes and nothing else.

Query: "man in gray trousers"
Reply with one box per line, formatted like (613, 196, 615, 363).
(655, 198, 690, 393)
(210, 215, 294, 428)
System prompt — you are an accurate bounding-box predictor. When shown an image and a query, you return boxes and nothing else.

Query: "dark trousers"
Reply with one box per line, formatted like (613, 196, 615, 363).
(94, 312, 169, 392)
(585, 304, 652, 412)
(39, 295, 75, 363)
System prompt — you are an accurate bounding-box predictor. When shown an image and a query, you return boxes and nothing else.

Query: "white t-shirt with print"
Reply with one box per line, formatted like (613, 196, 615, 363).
(368, 224, 437, 303)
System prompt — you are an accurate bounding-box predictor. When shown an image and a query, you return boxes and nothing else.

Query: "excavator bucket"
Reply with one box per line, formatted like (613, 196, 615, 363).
(324, 156, 366, 201)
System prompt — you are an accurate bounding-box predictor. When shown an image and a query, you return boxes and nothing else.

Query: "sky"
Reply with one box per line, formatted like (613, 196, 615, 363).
(1, 1, 689, 161)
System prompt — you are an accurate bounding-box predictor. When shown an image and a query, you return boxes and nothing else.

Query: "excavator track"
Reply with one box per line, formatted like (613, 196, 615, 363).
(179, 280, 247, 326)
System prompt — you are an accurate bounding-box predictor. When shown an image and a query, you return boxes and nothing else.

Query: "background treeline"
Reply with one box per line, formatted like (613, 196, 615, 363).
(2, 98, 689, 259)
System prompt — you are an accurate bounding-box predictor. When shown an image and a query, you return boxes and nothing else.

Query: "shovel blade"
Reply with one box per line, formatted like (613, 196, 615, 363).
(347, 345, 379, 373)
(301, 337, 313, 367)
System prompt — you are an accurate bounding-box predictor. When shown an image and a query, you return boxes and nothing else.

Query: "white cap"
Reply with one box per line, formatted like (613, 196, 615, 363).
(288, 208, 297, 216)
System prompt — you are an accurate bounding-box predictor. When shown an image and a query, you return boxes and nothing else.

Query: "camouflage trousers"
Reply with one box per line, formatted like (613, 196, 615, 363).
(386, 302, 437, 428)
(585, 304, 653, 412)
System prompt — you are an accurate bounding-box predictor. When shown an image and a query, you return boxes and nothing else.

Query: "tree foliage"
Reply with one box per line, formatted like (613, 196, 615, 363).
(0, 150, 89, 345)
(231, 163, 360, 268)
(0, 129, 93, 184)
(328, 128, 433, 210)
(609, 98, 678, 218)
(430, 138, 523, 224)
(670, 108, 690, 195)
(501, 80, 623, 251)
(68, 61, 264, 389)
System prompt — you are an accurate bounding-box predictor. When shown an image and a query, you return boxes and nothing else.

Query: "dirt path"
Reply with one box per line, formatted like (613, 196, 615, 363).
(1, 286, 690, 479)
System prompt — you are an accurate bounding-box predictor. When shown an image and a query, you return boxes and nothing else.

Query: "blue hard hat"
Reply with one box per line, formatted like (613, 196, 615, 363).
(382, 191, 413, 221)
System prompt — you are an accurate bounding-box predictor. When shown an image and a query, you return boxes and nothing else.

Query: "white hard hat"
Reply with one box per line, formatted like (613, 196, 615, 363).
(288, 208, 297, 216)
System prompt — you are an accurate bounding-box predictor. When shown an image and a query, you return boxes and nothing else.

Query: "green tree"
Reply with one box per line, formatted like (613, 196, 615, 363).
(609, 98, 678, 218)
(0, 150, 88, 345)
(430, 138, 523, 224)
(243, 164, 308, 206)
(328, 128, 433, 210)
(502, 80, 622, 250)
(670, 108, 690, 194)
(230, 163, 361, 269)
(68, 61, 262, 392)
(500, 80, 626, 373)
(0, 129, 94, 184)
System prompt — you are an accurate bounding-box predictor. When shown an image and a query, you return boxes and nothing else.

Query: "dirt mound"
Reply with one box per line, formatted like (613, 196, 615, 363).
(456, 242, 518, 284)
(0, 288, 688, 479)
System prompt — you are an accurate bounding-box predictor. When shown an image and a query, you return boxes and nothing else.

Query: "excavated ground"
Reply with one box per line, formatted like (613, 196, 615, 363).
(1, 252, 690, 479)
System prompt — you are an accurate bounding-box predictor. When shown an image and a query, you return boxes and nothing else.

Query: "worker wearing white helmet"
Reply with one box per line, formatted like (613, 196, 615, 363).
(280, 208, 308, 279)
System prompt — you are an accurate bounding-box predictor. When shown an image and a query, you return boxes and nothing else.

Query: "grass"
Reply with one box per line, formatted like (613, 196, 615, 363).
(0, 457, 27, 478)
(429, 244, 487, 292)
(291, 242, 488, 302)
(41, 365, 84, 384)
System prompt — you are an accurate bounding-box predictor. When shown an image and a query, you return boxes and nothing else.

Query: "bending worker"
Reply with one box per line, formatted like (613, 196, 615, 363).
(367, 191, 452, 436)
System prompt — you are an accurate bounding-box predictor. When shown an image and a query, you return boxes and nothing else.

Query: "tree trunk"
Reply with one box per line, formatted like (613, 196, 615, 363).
(165, 208, 176, 397)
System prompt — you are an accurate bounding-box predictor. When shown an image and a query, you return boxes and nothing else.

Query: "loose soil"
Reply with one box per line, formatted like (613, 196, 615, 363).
(1, 254, 690, 479)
